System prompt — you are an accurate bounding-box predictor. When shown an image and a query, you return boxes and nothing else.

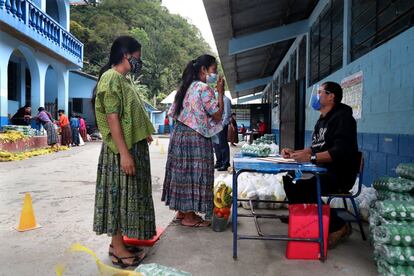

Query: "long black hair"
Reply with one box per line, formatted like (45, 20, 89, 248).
(91, 36, 142, 109)
(173, 54, 217, 117)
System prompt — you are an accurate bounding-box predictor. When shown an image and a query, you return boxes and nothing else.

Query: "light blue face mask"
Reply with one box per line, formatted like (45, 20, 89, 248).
(311, 93, 321, 110)
(206, 73, 218, 85)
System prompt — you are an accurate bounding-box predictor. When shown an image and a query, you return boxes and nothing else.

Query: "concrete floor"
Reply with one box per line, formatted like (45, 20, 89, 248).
(0, 138, 378, 275)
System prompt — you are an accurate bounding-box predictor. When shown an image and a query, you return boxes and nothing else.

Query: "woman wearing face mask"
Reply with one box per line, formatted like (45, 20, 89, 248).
(92, 36, 155, 268)
(162, 55, 225, 227)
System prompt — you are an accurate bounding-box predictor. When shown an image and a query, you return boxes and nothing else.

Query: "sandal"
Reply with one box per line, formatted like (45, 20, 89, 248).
(108, 244, 143, 256)
(111, 252, 146, 268)
(181, 220, 211, 227)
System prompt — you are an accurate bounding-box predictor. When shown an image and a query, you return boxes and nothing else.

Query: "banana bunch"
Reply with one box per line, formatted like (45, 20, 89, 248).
(214, 182, 232, 209)
(0, 131, 28, 143)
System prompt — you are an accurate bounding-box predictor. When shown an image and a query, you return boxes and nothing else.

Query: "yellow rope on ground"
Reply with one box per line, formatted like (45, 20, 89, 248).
(56, 243, 142, 276)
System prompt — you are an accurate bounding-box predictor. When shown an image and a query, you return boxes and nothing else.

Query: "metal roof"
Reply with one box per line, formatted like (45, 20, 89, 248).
(203, 0, 318, 98)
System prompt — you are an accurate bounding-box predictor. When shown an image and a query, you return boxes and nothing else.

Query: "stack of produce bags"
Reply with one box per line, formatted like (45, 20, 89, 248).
(369, 163, 414, 275)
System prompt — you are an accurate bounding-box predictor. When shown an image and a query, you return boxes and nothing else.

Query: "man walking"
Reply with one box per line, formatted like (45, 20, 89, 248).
(214, 93, 232, 171)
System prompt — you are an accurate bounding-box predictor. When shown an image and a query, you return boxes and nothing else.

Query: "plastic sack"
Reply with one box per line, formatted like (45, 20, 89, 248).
(396, 163, 414, 181)
(376, 258, 414, 276)
(135, 263, 191, 276)
(373, 224, 414, 246)
(375, 200, 414, 220)
(374, 244, 414, 266)
(377, 190, 414, 202)
(373, 177, 414, 193)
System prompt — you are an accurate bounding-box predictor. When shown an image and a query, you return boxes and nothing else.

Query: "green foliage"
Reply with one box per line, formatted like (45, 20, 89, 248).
(71, 0, 213, 105)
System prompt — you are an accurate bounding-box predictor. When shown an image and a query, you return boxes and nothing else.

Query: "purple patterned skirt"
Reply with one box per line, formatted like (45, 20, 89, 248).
(162, 122, 214, 217)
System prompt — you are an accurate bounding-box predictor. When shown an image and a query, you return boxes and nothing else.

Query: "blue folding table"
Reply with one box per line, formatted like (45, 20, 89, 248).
(232, 155, 327, 261)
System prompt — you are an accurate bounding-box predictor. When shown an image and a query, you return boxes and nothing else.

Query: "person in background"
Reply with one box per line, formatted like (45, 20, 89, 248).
(79, 115, 87, 143)
(70, 113, 80, 146)
(93, 36, 155, 268)
(162, 54, 225, 227)
(239, 124, 247, 134)
(281, 81, 358, 249)
(257, 120, 267, 136)
(11, 105, 31, 126)
(58, 110, 72, 146)
(164, 115, 170, 134)
(214, 91, 232, 171)
(228, 113, 238, 147)
(33, 107, 58, 147)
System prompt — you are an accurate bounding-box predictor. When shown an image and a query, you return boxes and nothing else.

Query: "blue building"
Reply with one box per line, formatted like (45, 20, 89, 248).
(0, 0, 83, 125)
(204, 0, 414, 185)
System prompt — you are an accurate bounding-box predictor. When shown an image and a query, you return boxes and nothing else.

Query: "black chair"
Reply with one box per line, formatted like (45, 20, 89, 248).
(326, 151, 366, 240)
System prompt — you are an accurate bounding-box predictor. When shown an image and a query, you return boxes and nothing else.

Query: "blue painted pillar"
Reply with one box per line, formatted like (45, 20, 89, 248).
(31, 61, 47, 112)
(57, 69, 68, 112)
(0, 59, 8, 126)
(343, 0, 351, 66)
(0, 44, 13, 126)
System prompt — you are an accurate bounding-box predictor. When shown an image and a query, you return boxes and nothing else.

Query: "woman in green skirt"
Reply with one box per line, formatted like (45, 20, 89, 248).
(92, 36, 156, 268)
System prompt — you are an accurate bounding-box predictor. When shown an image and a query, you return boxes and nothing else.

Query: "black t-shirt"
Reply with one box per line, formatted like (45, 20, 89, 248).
(311, 103, 359, 191)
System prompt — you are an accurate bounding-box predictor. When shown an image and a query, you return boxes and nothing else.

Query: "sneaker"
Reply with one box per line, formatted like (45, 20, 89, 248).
(328, 224, 352, 249)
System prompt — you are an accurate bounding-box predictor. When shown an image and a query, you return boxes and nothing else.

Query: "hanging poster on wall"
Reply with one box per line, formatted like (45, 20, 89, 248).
(341, 71, 363, 119)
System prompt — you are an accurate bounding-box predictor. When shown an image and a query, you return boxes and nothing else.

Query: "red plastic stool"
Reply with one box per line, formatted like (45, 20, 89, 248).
(286, 204, 330, 260)
(123, 227, 165, 247)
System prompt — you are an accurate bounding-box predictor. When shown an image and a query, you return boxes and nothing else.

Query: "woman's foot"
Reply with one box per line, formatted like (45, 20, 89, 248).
(180, 212, 210, 227)
(111, 245, 145, 267)
(111, 251, 146, 268)
(108, 243, 143, 256)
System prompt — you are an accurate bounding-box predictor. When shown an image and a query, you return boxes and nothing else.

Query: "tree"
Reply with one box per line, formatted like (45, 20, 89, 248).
(71, 0, 213, 106)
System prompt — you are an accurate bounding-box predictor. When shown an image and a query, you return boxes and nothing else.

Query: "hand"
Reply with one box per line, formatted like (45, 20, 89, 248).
(290, 151, 311, 163)
(146, 136, 153, 145)
(216, 75, 225, 95)
(281, 148, 293, 158)
(120, 152, 136, 176)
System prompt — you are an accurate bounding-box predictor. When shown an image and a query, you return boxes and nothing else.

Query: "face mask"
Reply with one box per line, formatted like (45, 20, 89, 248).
(206, 73, 218, 85)
(128, 56, 142, 79)
(311, 93, 321, 111)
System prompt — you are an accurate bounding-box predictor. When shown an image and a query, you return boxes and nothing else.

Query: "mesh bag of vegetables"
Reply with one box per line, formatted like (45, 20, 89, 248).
(373, 177, 414, 193)
(396, 163, 414, 181)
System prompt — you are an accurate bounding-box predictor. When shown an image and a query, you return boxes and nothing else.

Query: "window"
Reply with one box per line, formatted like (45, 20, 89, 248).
(273, 77, 280, 106)
(351, 0, 414, 61)
(298, 38, 307, 79)
(72, 98, 83, 113)
(310, 0, 344, 85)
(290, 51, 297, 82)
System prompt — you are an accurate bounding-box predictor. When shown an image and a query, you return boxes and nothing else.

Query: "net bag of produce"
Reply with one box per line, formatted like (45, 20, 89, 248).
(373, 224, 414, 246)
(396, 163, 414, 181)
(374, 200, 414, 220)
(376, 190, 414, 202)
(373, 177, 414, 193)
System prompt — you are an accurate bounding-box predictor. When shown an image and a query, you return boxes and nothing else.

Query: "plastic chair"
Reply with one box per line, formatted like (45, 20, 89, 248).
(326, 151, 366, 240)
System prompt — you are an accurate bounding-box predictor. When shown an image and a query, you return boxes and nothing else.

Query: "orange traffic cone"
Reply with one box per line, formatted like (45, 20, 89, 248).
(15, 193, 41, 232)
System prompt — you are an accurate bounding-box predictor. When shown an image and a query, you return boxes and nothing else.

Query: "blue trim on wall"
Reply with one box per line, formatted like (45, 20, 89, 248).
(0, 116, 8, 127)
(304, 130, 414, 186)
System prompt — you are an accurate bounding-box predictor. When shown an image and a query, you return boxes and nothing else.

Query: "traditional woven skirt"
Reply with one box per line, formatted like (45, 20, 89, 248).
(44, 122, 58, 145)
(61, 125, 72, 146)
(162, 122, 214, 217)
(93, 140, 156, 240)
(80, 128, 87, 142)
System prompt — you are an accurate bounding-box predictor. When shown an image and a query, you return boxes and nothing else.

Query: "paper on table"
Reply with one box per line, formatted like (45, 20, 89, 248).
(257, 157, 297, 163)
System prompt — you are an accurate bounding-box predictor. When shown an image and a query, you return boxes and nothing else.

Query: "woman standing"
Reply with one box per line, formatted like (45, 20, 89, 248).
(34, 107, 58, 147)
(92, 36, 155, 268)
(79, 115, 87, 142)
(162, 55, 225, 227)
(228, 112, 239, 146)
(58, 109, 72, 146)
